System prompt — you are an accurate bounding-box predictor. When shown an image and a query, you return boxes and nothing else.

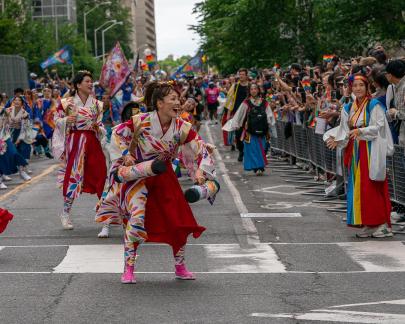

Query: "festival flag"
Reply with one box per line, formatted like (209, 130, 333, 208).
(301, 79, 311, 91)
(172, 51, 204, 78)
(40, 46, 73, 70)
(323, 55, 334, 63)
(99, 42, 131, 97)
(145, 54, 155, 70)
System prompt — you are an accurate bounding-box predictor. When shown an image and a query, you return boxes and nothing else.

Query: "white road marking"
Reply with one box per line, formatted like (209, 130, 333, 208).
(204, 125, 259, 244)
(204, 244, 286, 273)
(253, 185, 315, 196)
(54, 244, 122, 273)
(251, 299, 405, 323)
(241, 213, 302, 218)
(251, 310, 405, 323)
(339, 241, 405, 272)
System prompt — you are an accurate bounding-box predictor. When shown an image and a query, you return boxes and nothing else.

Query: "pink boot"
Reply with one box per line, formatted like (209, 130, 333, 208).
(121, 265, 136, 284)
(175, 264, 195, 280)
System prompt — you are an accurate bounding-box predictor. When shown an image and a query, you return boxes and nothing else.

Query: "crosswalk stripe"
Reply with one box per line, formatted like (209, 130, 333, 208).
(2, 242, 405, 274)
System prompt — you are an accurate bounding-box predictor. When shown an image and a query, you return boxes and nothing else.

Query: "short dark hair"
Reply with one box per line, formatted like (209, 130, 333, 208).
(14, 88, 24, 95)
(238, 68, 248, 75)
(386, 60, 405, 79)
(121, 102, 140, 122)
(371, 68, 390, 90)
(290, 63, 302, 72)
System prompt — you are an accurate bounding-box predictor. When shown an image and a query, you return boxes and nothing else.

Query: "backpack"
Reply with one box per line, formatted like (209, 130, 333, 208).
(246, 100, 268, 136)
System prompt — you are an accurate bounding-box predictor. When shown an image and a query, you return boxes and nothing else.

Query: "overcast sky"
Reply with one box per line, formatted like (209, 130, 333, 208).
(155, 0, 201, 60)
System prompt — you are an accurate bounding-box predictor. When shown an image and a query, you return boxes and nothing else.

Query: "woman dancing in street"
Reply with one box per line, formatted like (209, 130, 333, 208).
(96, 81, 218, 284)
(54, 71, 107, 230)
(223, 83, 276, 175)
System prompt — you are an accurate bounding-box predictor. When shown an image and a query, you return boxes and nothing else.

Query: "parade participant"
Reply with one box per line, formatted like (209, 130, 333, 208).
(325, 74, 394, 238)
(32, 121, 53, 159)
(223, 83, 276, 175)
(223, 68, 249, 159)
(101, 94, 120, 142)
(7, 97, 34, 174)
(205, 82, 220, 124)
(96, 81, 216, 284)
(54, 71, 107, 230)
(0, 103, 31, 183)
(33, 86, 57, 139)
(97, 101, 143, 239)
(0, 208, 13, 234)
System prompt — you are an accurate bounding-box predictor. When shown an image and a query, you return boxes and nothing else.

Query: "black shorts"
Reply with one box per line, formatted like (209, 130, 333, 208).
(207, 102, 218, 112)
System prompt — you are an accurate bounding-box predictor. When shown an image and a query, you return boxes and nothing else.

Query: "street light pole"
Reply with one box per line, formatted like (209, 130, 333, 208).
(83, 1, 111, 47)
(94, 20, 116, 57)
(102, 21, 123, 62)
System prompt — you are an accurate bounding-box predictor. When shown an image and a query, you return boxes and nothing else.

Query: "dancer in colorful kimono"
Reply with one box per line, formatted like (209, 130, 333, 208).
(96, 81, 217, 284)
(0, 104, 31, 186)
(325, 74, 394, 238)
(54, 71, 107, 230)
(33, 86, 57, 140)
(7, 97, 34, 177)
(223, 83, 276, 175)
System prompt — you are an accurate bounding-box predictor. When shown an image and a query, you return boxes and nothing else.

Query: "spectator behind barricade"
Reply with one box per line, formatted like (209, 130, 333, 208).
(386, 59, 405, 146)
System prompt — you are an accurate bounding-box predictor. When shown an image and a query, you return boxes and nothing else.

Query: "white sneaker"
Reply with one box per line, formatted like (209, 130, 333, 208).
(19, 170, 31, 181)
(98, 224, 110, 238)
(60, 212, 74, 230)
(371, 224, 394, 238)
(355, 226, 373, 238)
(2, 175, 11, 181)
(25, 167, 33, 174)
(0, 182, 7, 190)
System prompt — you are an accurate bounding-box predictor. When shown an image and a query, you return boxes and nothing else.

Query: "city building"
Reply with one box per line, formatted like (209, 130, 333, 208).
(31, 0, 77, 23)
(121, 0, 156, 59)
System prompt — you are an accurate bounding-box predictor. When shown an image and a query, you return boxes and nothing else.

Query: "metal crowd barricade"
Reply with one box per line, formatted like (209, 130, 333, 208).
(269, 121, 405, 207)
(293, 124, 310, 162)
(393, 146, 405, 204)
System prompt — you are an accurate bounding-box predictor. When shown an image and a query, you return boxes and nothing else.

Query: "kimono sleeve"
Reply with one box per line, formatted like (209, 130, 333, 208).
(181, 124, 216, 180)
(323, 106, 350, 148)
(222, 101, 248, 132)
(108, 120, 135, 161)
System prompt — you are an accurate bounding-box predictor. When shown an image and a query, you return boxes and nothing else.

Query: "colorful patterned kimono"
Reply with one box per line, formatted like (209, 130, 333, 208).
(33, 98, 57, 138)
(54, 94, 107, 199)
(96, 111, 215, 254)
(324, 98, 393, 226)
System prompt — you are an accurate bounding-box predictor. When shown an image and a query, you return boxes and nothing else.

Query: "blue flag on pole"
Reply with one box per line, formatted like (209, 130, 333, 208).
(40, 46, 73, 70)
(171, 51, 204, 78)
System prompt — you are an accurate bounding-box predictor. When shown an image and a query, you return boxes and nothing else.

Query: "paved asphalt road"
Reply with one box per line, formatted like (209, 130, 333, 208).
(1, 122, 405, 324)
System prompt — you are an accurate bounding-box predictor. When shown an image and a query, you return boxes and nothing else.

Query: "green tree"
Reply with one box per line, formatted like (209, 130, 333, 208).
(76, 0, 133, 59)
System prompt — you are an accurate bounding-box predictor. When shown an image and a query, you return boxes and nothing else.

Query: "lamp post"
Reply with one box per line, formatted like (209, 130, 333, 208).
(102, 21, 124, 62)
(83, 1, 111, 46)
(94, 20, 116, 57)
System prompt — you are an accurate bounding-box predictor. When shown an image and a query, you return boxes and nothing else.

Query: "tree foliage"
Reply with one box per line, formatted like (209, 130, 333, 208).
(192, 0, 405, 74)
(0, 0, 133, 77)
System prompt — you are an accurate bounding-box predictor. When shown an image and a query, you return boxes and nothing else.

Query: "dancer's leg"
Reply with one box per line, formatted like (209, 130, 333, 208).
(173, 245, 195, 280)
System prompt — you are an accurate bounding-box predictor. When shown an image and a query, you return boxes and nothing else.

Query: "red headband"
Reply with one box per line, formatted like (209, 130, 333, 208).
(353, 74, 368, 84)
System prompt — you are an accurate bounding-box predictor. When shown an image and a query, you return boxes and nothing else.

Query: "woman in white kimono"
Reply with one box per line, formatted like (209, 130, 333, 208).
(223, 83, 276, 175)
(53, 71, 107, 230)
(324, 74, 394, 238)
(96, 82, 217, 284)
